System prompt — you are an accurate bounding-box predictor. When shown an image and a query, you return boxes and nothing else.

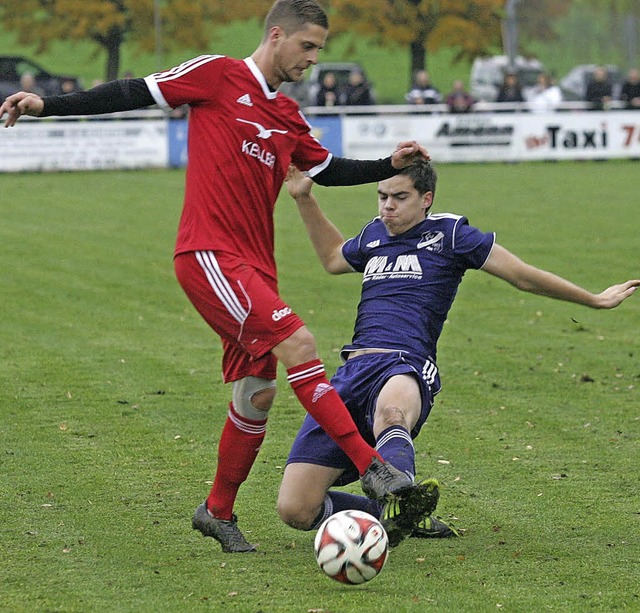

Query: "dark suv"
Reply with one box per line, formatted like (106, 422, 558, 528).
(0, 55, 82, 99)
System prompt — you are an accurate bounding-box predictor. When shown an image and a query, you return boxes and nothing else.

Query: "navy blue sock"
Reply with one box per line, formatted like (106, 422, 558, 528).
(310, 491, 384, 529)
(328, 490, 383, 517)
(375, 425, 416, 481)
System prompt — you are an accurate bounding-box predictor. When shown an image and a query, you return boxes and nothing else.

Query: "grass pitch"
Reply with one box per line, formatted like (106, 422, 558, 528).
(1, 162, 639, 612)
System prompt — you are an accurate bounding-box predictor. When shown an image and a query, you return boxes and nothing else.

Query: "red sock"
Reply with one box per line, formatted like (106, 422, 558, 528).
(206, 403, 267, 520)
(287, 359, 381, 475)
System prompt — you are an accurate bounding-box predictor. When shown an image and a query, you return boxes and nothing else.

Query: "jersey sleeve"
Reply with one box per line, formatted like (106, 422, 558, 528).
(341, 219, 379, 272)
(452, 217, 495, 269)
(341, 236, 365, 272)
(143, 55, 226, 110)
(289, 109, 332, 175)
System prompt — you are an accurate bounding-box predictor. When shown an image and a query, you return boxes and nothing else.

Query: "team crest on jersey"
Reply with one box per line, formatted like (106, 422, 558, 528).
(237, 94, 253, 107)
(417, 231, 444, 252)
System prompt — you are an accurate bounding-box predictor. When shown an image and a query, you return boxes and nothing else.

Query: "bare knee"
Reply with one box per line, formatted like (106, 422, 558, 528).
(277, 463, 329, 531)
(375, 405, 410, 431)
(277, 497, 319, 531)
(278, 464, 337, 530)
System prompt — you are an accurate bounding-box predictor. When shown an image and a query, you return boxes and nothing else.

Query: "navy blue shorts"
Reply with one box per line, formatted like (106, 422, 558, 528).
(286, 351, 439, 486)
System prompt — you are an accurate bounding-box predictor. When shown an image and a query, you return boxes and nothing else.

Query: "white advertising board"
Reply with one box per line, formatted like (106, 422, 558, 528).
(0, 120, 168, 172)
(342, 111, 640, 162)
(2, 112, 640, 173)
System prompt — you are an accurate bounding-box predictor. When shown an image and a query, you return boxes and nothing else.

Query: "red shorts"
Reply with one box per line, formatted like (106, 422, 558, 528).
(174, 251, 305, 383)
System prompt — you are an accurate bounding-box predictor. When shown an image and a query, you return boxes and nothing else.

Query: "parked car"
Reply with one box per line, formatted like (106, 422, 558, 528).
(0, 55, 82, 99)
(559, 64, 624, 101)
(470, 55, 546, 102)
(280, 61, 375, 107)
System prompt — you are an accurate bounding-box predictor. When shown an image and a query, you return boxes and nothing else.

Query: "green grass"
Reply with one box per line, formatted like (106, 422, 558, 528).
(1, 162, 639, 612)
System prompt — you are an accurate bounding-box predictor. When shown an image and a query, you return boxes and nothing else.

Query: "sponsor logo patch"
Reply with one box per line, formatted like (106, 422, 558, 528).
(363, 255, 423, 281)
(236, 118, 288, 139)
(272, 307, 292, 322)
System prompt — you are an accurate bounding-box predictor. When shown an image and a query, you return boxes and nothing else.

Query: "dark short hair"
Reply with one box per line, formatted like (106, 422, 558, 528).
(264, 0, 329, 37)
(397, 158, 438, 202)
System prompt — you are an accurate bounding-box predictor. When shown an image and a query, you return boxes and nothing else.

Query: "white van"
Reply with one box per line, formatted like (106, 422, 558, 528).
(471, 55, 546, 102)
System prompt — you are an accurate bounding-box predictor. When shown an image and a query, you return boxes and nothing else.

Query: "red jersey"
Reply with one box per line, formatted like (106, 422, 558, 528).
(144, 55, 332, 277)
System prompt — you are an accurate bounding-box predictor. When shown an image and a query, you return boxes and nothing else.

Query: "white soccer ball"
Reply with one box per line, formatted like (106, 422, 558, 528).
(314, 510, 389, 584)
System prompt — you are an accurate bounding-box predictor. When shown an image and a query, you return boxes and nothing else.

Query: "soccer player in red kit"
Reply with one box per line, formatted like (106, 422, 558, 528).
(0, 0, 432, 553)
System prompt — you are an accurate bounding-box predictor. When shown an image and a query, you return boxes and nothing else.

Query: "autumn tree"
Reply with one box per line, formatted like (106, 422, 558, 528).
(328, 0, 503, 81)
(0, 0, 229, 81)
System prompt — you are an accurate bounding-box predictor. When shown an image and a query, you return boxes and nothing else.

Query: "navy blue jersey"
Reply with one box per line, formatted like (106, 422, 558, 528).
(341, 213, 495, 364)
(286, 213, 496, 480)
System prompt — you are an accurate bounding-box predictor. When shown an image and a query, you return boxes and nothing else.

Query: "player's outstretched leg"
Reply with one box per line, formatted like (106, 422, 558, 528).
(410, 515, 460, 539)
(192, 503, 257, 553)
(380, 478, 440, 547)
(360, 456, 413, 500)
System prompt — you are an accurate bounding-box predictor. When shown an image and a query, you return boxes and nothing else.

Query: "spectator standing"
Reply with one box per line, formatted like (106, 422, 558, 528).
(339, 70, 373, 106)
(405, 70, 442, 106)
(315, 71, 339, 107)
(585, 66, 613, 111)
(496, 71, 525, 108)
(621, 68, 640, 110)
(528, 73, 562, 113)
(445, 79, 475, 113)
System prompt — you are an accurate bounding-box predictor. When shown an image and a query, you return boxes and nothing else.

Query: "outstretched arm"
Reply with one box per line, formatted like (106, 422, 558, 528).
(284, 166, 353, 275)
(483, 243, 640, 309)
(1, 79, 154, 127)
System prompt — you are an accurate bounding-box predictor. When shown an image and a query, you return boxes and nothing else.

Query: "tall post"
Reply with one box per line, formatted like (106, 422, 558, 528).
(504, 0, 521, 71)
(154, 0, 163, 71)
(624, 13, 638, 70)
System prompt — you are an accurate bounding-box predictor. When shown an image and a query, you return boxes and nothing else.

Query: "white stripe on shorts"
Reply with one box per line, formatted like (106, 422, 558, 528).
(195, 250, 249, 326)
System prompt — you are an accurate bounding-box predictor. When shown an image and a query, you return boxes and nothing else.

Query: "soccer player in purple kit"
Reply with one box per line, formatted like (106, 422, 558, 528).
(279, 160, 639, 545)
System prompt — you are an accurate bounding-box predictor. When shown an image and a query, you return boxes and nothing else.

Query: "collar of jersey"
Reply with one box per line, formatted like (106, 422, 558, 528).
(244, 57, 278, 100)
